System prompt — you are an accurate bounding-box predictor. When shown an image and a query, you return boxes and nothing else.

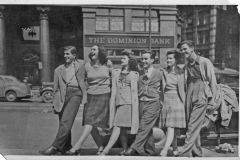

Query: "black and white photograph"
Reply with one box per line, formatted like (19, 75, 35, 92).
(0, 1, 239, 160)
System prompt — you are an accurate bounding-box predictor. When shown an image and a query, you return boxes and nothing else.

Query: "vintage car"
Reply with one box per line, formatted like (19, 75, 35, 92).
(214, 66, 239, 100)
(39, 82, 54, 103)
(0, 75, 32, 102)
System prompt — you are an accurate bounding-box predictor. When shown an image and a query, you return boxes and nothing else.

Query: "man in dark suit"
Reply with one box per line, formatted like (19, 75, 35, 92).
(39, 46, 87, 155)
(123, 50, 162, 156)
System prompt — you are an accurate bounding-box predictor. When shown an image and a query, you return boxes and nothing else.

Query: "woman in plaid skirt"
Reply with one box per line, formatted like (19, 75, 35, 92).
(99, 50, 139, 156)
(65, 45, 114, 155)
(159, 50, 186, 157)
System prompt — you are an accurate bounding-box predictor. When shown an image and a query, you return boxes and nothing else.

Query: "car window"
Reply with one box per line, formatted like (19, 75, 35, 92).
(0, 77, 4, 86)
(17, 78, 22, 83)
(219, 75, 239, 89)
(5, 78, 13, 83)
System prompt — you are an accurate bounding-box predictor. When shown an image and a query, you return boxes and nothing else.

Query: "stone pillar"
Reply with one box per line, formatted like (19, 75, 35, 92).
(0, 6, 6, 75)
(209, 6, 217, 63)
(37, 6, 51, 82)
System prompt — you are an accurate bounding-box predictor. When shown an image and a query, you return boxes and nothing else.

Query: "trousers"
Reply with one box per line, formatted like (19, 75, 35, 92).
(131, 99, 160, 155)
(52, 87, 82, 151)
(180, 80, 207, 157)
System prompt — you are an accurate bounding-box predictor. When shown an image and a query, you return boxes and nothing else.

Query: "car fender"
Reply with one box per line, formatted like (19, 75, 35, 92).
(40, 87, 54, 95)
(3, 86, 27, 97)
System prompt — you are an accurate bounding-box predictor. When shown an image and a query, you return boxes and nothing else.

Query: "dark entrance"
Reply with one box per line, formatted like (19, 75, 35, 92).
(21, 49, 41, 86)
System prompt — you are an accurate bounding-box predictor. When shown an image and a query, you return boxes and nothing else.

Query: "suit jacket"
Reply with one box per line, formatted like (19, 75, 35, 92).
(138, 68, 162, 98)
(184, 56, 218, 111)
(109, 69, 139, 134)
(160, 66, 185, 104)
(53, 59, 87, 112)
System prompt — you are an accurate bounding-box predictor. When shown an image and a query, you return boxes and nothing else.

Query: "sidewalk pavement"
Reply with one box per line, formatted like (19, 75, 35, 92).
(1, 146, 239, 160)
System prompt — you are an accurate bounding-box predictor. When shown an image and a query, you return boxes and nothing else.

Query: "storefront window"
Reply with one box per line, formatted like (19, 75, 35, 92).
(96, 17, 109, 30)
(96, 9, 124, 31)
(146, 19, 159, 32)
(131, 10, 159, 32)
(110, 17, 124, 30)
(132, 18, 145, 31)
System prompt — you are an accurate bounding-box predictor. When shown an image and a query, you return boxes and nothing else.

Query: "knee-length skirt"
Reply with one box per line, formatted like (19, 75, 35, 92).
(113, 104, 132, 127)
(82, 92, 110, 128)
(159, 92, 186, 129)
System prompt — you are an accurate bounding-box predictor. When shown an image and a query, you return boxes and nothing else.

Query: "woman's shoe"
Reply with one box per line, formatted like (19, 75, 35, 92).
(99, 150, 108, 156)
(64, 149, 81, 156)
(173, 150, 179, 157)
(159, 150, 168, 157)
(120, 150, 127, 156)
(96, 147, 104, 155)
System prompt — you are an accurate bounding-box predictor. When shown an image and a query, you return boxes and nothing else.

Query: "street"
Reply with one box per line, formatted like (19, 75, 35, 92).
(0, 101, 238, 158)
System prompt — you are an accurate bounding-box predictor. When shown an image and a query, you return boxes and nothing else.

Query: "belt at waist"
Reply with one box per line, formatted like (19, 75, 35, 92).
(67, 85, 80, 88)
(189, 78, 203, 83)
(139, 96, 159, 101)
(66, 85, 82, 95)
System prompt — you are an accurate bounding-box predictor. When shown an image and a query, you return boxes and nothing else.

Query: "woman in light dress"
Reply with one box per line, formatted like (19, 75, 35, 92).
(99, 50, 139, 155)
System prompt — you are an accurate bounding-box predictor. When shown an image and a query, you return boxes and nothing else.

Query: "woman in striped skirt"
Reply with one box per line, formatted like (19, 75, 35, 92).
(65, 45, 113, 155)
(159, 50, 186, 157)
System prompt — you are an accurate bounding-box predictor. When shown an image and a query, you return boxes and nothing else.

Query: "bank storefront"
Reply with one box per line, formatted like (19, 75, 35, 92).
(85, 35, 174, 67)
(82, 6, 183, 68)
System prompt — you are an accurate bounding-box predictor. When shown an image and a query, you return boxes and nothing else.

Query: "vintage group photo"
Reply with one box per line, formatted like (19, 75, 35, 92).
(0, 4, 239, 159)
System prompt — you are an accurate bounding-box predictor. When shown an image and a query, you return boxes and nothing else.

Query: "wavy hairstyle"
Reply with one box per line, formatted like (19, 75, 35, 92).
(177, 40, 195, 49)
(166, 50, 181, 64)
(89, 45, 108, 65)
(122, 50, 139, 72)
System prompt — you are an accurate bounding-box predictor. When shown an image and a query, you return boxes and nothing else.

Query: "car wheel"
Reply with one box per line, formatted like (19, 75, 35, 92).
(42, 90, 53, 103)
(5, 91, 17, 102)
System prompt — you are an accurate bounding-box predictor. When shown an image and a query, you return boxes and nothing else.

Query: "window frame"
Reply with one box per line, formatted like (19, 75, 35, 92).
(96, 9, 124, 32)
(131, 9, 159, 33)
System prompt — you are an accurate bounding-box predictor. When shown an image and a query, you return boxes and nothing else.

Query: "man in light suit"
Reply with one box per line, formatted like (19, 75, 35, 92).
(178, 40, 217, 157)
(40, 46, 87, 155)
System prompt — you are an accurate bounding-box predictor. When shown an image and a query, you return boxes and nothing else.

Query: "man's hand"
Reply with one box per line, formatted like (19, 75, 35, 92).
(106, 60, 113, 68)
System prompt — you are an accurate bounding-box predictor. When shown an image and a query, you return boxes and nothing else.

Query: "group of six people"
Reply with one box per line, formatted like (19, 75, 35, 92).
(39, 40, 218, 157)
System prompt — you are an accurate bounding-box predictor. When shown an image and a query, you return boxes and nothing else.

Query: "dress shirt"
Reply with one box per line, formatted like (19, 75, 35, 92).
(145, 66, 154, 78)
(65, 63, 79, 87)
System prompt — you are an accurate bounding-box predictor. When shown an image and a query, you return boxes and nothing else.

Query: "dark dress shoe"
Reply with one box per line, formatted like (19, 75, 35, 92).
(122, 148, 138, 156)
(64, 149, 81, 156)
(39, 146, 59, 155)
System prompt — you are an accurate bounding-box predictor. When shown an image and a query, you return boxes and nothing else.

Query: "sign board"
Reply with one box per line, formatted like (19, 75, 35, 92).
(85, 35, 174, 48)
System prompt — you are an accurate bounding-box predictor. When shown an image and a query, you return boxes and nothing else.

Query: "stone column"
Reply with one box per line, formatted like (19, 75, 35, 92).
(0, 6, 6, 75)
(37, 6, 51, 82)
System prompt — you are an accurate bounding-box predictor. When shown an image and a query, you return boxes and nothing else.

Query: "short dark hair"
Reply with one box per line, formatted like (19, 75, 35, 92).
(122, 50, 139, 72)
(142, 50, 156, 60)
(177, 40, 195, 49)
(63, 46, 77, 57)
(166, 50, 181, 64)
(89, 45, 108, 65)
